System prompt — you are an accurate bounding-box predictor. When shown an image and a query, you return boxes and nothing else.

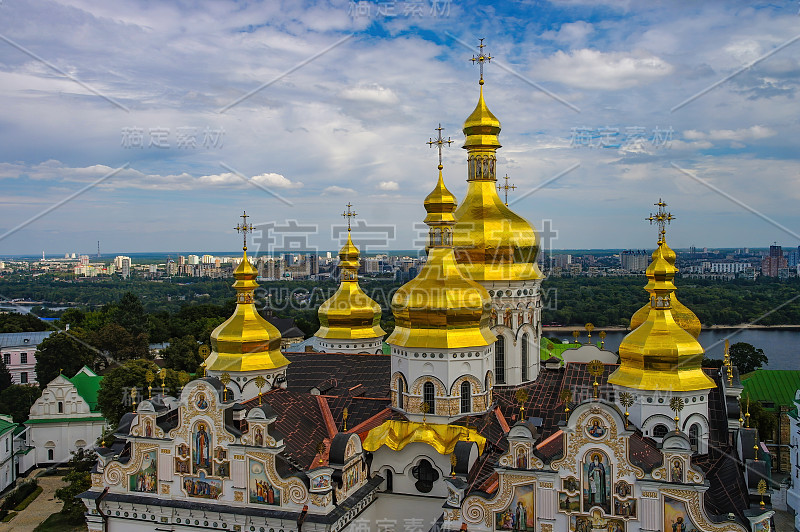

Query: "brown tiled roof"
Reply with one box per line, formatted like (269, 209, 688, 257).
(628, 432, 662, 472)
(284, 352, 390, 398)
(535, 430, 564, 462)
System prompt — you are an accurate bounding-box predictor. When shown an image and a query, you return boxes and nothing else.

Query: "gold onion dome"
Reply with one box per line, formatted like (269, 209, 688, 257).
(316, 231, 385, 340)
(453, 78, 542, 282)
(206, 249, 290, 372)
(387, 168, 496, 349)
(630, 238, 701, 338)
(608, 239, 715, 392)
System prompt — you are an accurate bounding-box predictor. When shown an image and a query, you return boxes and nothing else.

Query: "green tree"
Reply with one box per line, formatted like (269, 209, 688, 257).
(90, 323, 150, 362)
(730, 342, 768, 375)
(161, 335, 202, 373)
(34, 331, 99, 387)
(110, 292, 148, 337)
(0, 358, 11, 392)
(55, 448, 97, 524)
(0, 385, 42, 423)
(97, 359, 183, 427)
(701, 357, 724, 369)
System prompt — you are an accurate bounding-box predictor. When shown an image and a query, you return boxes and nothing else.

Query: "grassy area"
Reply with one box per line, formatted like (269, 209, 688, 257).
(1, 511, 17, 522)
(33, 511, 88, 532)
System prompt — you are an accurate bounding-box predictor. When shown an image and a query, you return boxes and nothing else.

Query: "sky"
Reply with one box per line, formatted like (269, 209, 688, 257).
(1, 0, 800, 256)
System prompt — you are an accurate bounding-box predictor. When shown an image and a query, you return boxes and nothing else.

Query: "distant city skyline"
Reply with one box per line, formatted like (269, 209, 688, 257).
(1, 2, 799, 253)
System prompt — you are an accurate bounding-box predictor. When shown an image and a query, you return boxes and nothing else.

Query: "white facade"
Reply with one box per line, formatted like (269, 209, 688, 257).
(485, 280, 543, 386)
(0, 415, 18, 492)
(25, 367, 107, 466)
(315, 336, 383, 355)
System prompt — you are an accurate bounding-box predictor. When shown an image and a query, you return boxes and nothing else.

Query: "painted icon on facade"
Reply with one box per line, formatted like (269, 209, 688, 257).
(495, 483, 534, 531)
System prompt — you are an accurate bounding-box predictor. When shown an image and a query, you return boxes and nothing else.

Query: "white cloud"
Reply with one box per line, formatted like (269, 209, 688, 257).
(683, 126, 776, 142)
(377, 180, 399, 191)
(251, 173, 300, 189)
(323, 185, 357, 195)
(541, 21, 594, 47)
(339, 84, 399, 104)
(535, 49, 674, 90)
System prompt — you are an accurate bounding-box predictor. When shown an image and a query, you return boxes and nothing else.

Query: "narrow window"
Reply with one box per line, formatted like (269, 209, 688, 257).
(423, 382, 435, 415)
(495, 336, 506, 384)
(521, 333, 529, 381)
(460, 381, 472, 413)
(58, 402, 63, 414)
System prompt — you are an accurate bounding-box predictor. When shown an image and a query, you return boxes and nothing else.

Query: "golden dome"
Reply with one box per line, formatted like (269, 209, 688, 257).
(630, 239, 701, 338)
(388, 170, 496, 349)
(608, 243, 715, 392)
(316, 232, 385, 340)
(206, 251, 290, 373)
(452, 83, 542, 282)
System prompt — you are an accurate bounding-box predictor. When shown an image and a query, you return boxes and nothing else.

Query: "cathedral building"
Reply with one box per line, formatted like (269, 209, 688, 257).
(80, 42, 773, 532)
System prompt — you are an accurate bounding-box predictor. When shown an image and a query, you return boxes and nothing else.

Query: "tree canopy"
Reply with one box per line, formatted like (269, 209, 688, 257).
(730, 342, 768, 374)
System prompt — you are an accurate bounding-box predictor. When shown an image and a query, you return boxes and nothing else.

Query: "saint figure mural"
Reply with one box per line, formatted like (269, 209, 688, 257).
(514, 501, 527, 531)
(583, 452, 610, 514)
(195, 423, 211, 471)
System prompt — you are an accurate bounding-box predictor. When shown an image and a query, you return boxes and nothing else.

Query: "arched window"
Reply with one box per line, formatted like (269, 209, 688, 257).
(495, 336, 506, 384)
(423, 382, 435, 415)
(521, 333, 529, 381)
(397, 378, 406, 410)
(47, 449, 54, 461)
(460, 381, 472, 414)
(653, 424, 668, 439)
(412, 459, 439, 493)
(384, 469, 393, 492)
(689, 424, 699, 450)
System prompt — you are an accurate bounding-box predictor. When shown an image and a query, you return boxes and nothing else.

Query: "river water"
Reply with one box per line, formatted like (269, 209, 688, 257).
(554, 329, 799, 371)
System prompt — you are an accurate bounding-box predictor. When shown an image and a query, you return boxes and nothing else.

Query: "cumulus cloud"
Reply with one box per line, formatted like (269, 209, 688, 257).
(377, 180, 399, 191)
(535, 49, 673, 90)
(540, 21, 594, 47)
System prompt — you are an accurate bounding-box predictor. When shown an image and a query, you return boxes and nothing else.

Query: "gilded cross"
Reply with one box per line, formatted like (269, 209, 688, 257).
(470, 38, 492, 84)
(234, 210, 254, 251)
(646, 198, 674, 241)
(427, 123, 453, 170)
(342, 203, 357, 232)
(497, 174, 516, 206)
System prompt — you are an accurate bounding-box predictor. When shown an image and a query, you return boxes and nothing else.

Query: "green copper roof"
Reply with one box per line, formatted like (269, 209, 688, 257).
(741, 370, 800, 412)
(67, 366, 103, 412)
(25, 415, 106, 425)
(540, 338, 581, 361)
(0, 416, 17, 437)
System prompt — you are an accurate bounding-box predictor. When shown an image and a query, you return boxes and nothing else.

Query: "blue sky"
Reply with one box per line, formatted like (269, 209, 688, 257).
(1, 0, 799, 255)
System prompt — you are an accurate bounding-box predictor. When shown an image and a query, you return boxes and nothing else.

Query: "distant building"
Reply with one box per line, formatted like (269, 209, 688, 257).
(0, 331, 53, 385)
(18, 366, 106, 470)
(113, 255, 131, 270)
(551, 254, 572, 269)
(121, 258, 131, 279)
(620, 249, 649, 272)
(761, 245, 787, 277)
(265, 316, 305, 350)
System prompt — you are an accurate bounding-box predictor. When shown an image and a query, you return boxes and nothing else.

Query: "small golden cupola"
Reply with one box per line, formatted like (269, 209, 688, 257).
(452, 40, 542, 282)
(608, 203, 715, 392)
(315, 203, 385, 354)
(629, 202, 701, 337)
(388, 126, 496, 350)
(205, 213, 290, 398)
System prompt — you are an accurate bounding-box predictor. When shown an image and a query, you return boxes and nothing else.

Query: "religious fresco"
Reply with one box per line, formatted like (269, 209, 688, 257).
(144, 419, 153, 438)
(586, 418, 607, 439)
(254, 427, 264, 446)
(671, 458, 684, 483)
(494, 483, 534, 531)
(558, 491, 580, 513)
(515, 448, 528, 469)
(570, 512, 625, 532)
(196, 393, 208, 410)
(583, 451, 612, 514)
(664, 496, 699, 532)
(753, 518, 771, 532)
(183, 471, 222, 499)
(344, 463, 359, 491)
(193, 422, 212, 473)
(615, 480, 631, 499)
(249, 459, 280, 505)
(614, 497, 636, 518)
(174, 457, 190, 474)
(310, 474, 331, 490)
(214, 460, 230, 478)
(563, 476, 579, 493)
(128, 450, 157, 493)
